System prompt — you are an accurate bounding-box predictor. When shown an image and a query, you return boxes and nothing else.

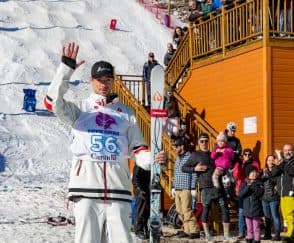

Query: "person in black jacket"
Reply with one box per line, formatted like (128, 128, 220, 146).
(163, 43, 175, 67)
(182, 133, 234, 243)
(225, 121, 242, 168)
(271, 144, 294, 242)
(239, 167, 264, 243)
(261, 155, 281, 241)
(142, 52, 158, 107)
(163, 86, 181, 138)
(132, 164, 151, 240)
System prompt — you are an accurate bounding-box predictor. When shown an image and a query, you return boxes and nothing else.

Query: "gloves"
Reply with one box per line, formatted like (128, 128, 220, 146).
(134, 148, 151, 171)
(171, 188, 176, 198)
(190, 189, 197, 199)
(61, 56, 76, 69)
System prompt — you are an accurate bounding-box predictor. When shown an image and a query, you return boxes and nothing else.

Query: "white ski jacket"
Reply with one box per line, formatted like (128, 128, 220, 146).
(45, 63, 151, 202)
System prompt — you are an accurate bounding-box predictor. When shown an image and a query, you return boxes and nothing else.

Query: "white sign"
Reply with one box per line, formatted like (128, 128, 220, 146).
(244, 116, 257, 134)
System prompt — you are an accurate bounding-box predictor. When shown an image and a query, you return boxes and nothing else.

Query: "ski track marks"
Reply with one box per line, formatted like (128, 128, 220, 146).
(0, 187, 74, 243)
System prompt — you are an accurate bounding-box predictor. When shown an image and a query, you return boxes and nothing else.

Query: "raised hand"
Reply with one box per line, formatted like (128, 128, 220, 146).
(62, 42, 85, 69)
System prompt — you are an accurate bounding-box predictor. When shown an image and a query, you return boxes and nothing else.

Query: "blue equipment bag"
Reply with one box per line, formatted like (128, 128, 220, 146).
(23, 89, 37, 112)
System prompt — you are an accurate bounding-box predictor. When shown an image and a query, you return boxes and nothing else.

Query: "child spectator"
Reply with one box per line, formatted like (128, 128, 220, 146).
(172, 26, 185, 48)
(211, 132, 234, 188)
(239, 167, 264, 243)
(233, 148, 260, 240)
(261, 155, 281, 241)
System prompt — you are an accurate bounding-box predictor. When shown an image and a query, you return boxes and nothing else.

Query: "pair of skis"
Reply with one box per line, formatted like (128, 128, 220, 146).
(149, 65, 166, 243)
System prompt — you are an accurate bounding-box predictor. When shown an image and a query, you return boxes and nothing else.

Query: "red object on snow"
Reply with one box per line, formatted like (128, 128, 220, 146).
(109, 19, 117, 30)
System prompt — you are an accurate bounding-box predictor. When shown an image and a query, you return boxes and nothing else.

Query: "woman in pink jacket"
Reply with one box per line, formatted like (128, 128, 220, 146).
(211, 132, 234, 188)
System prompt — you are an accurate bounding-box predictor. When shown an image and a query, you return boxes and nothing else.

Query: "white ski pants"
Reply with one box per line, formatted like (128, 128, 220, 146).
(74, 198, 133, 243)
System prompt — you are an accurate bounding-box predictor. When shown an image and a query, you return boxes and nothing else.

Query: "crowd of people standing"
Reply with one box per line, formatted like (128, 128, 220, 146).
(171, 122, 294, 243)
(137, 2, 294, 241)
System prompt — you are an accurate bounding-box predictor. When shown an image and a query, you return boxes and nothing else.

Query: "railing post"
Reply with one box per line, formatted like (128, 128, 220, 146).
(262, 0, 269, 45)
(221, 6, 226, 57)
(262, 0, 272, 156)
(188, 21, 195, 65)
(142, 78, 146, 106)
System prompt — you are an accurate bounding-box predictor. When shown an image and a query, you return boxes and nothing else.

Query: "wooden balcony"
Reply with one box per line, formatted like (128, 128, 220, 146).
(166, 0, 294, 88)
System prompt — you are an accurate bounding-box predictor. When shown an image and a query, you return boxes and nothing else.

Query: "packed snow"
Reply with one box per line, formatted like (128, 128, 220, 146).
(0, 0, 172, 242)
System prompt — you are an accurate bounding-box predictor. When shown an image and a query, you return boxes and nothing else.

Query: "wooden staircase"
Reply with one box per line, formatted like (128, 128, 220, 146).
(113, 74, 218, 198)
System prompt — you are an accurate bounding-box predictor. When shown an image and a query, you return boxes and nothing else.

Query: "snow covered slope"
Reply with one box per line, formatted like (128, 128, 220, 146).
(0, 0, 171, 241)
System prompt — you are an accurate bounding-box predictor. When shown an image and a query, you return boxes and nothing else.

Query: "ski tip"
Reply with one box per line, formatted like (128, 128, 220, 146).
(152, 64, 164, 73)
(150, 65, 165, 82)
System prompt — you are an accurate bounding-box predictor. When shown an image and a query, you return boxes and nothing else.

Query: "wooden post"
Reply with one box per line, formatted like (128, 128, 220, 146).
(221, 6, 226, 57)
(262, 0, 272, 157)
(263, 0, 269, 45)
(188, 22, 195, 65)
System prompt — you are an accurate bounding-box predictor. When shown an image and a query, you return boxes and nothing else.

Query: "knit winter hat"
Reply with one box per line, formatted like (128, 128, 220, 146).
(216, 132, 227, 142)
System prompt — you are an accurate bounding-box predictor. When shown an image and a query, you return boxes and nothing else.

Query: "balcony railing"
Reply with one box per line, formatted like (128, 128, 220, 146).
(113, 76, 218, 196)
(166, 0, 294, 87)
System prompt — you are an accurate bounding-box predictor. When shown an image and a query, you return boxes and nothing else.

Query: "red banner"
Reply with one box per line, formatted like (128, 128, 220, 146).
(150, 109, 168, 117)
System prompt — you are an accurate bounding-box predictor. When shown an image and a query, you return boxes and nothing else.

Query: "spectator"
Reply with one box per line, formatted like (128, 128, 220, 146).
(211, 0, 224, 11)
(210, 0, 234, 13)
(182, 133, 235, 243)
(211, 132, 234, 188)
(233, 148, 260, 240)
(279, 0, 291, 35)
(261, 155, 281, 241)
(178, 119, 187, 138)
(132, 164, 151, 240)
(163, 86, 181, 138)
(163, 43, 176, 67)
(239, 167, 264, 243)
(172, 26, 185, 48)
(186, 0, 203, 22)
(271, 144, 294, 242)
(225, 121, 242, 169)
(171, 137, 200, 239)
(142, 52, 158, 106)
(233, 148, 261, 194)
(199, 0, 212, 17)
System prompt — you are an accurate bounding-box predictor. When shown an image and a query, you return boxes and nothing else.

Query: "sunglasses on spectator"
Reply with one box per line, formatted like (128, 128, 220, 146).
(199, 140, 209, 144)
(243, 153, 251, 156)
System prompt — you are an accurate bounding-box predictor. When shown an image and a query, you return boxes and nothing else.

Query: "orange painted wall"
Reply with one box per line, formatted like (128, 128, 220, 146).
(180, 48, 266, 164)
(271, 47, 294, 150)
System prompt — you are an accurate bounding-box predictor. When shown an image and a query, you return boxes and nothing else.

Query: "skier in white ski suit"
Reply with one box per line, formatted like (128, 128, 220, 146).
(44, 42, 165, 243)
